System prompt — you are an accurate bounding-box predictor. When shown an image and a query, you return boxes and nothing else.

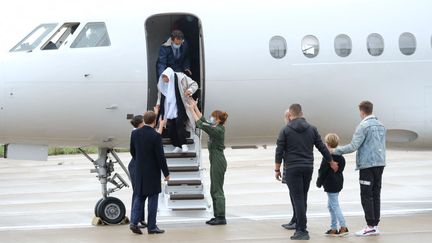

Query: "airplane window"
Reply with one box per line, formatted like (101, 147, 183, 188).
(71, 22, 111, 48)
(399, 32, 416, 56)
(269, 36, 287, 59)
(10, 24, 57, 52)
(41, 23, 80, 50)
(302, 35, 319, 58)
(367, 33, 384, 56)
(334, 34, 352, 57)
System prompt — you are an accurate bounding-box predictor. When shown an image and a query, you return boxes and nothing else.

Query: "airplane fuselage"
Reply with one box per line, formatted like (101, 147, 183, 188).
(1, 0, 431, 150)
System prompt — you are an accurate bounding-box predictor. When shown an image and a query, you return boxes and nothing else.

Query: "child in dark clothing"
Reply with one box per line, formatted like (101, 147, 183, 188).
(317, 133, 349, 236)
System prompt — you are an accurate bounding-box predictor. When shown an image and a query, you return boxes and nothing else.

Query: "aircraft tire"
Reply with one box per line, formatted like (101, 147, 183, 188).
(97, 197, 126, 224)
(94, 198, 104, 217)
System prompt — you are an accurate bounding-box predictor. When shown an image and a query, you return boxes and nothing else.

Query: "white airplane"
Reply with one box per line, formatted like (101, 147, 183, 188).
(1, 0, 431, 224)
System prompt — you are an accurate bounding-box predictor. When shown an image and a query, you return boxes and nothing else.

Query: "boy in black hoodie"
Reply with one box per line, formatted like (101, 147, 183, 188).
(317, 133, 349, 236)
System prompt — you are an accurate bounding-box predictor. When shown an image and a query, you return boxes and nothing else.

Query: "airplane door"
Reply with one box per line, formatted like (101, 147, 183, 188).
(145, 14, 205, 111)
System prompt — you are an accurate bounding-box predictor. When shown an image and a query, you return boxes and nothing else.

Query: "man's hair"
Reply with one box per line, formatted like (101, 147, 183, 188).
(171, 30, 184, 40)
(289, 103, 303, 117)
(130, 115, 143, 128)
(143, 111, 157, 125)
(325, 133, 339, 148)
(359, 101, 373, 115)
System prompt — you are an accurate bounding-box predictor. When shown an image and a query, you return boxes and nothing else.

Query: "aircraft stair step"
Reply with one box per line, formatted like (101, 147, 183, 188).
(170, 194, 205, 200)
(164, 143, 196, 153)
(165, 184, 203, 194)
(168, 180, 202, 186)
(168, 165, 199, 172)
(163, 138, 194, 145)
(167, 199, 208, 210)
(165, 152, 197, 158)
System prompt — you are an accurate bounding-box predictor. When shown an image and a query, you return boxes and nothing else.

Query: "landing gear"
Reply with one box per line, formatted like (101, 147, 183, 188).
(79, 148, 130, 225)
(96, 197, 126, 224)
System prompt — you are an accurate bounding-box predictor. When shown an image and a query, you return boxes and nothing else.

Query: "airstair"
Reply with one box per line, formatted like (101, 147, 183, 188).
(162, 133, 209, 210)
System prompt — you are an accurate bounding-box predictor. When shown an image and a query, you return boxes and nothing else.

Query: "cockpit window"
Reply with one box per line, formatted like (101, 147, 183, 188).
(41, 23, 80, 50)
(70, 22, 111, 48)
(10, 23, 57, 52)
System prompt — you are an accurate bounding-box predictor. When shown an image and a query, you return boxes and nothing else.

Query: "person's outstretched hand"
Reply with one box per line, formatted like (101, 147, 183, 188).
(153, 105, 160, 115)
(186, 97, 197, 109)
(159, 118, 167, 128)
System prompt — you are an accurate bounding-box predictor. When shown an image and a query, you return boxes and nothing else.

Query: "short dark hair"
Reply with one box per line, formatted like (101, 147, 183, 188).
(359, 101, 373, 115)
(171, 30, 184, 40)
(143, 111, 157, 125)
(289, 103, 302, 117)
(130, 115, 143, 128)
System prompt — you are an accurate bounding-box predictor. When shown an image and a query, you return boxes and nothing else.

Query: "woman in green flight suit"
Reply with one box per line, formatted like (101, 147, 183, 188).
(187, 98, 228, 225)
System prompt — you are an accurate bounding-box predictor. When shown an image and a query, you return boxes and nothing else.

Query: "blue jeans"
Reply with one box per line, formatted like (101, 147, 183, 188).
(327, 192, 346, 229)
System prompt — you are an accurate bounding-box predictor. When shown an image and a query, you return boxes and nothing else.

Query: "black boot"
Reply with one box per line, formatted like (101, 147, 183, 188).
(206, 218, 216, 224)
(207, 217, 227, 225)
(282, 221, 297, 230)
(290, 230, 310, 240)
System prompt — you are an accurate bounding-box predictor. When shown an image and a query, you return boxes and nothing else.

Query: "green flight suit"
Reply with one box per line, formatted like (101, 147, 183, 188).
(196, 116, 227, 217)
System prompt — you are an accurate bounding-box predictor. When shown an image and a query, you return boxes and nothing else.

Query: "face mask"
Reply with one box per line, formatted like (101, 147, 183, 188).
(209, 116, 216, 125)
(172, 43, 181, 49)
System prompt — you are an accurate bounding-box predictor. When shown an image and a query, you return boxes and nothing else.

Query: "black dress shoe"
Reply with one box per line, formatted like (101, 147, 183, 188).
(138, 221, 147, 229)
(282, 221, 297, 230)
(148, 226, 165, 234)
(206, 218, 216, 224)
(207, 217, 227, 225)
(290, 230, 310, 240)
(129, 225, 143, 234)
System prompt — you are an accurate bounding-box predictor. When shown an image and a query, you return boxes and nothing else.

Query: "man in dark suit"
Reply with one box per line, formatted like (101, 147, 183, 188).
(129, 111, 170, 234)
(128, 115, 147, 229)
(156, 30, 192, 79)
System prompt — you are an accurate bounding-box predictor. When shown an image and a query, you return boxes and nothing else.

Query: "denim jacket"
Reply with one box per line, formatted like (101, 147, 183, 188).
(334, 115, 386, 170)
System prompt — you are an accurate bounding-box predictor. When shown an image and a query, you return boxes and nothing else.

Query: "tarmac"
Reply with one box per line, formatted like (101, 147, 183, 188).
(0, 147, 431, 242)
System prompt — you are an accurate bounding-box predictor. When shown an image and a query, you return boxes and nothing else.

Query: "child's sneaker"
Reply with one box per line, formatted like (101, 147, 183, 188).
(325, 229, 339, 236)
(355, 226, 378, 236)
(338, 227, 349, 237)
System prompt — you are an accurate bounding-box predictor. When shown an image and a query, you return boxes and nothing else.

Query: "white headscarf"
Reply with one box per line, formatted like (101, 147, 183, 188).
(157, 67, 178, 119)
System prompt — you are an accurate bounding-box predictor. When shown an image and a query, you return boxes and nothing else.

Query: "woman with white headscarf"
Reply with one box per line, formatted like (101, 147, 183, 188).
(157, 67, 198, 152)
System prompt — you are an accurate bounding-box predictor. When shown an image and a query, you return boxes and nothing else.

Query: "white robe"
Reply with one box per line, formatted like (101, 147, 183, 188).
(157, 67, 199, 131)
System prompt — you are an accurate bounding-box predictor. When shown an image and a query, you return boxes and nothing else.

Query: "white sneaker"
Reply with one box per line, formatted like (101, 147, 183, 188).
(355, 226, 378, 236)
(374, 226, 380, 235)
(172, 147, 181, 153)
(181, 144, 189, 153)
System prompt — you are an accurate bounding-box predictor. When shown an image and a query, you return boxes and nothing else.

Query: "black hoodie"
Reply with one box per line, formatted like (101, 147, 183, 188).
(275, 118, 331, 169)
(316, 154, 346, 193)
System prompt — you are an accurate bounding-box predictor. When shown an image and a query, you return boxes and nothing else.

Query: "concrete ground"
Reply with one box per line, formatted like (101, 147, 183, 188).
(0, 147, 431, 242)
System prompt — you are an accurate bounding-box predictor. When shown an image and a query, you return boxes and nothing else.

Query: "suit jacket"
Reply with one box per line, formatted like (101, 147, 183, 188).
(157, 38, 191, 78)
(130, 126, 169, 196)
